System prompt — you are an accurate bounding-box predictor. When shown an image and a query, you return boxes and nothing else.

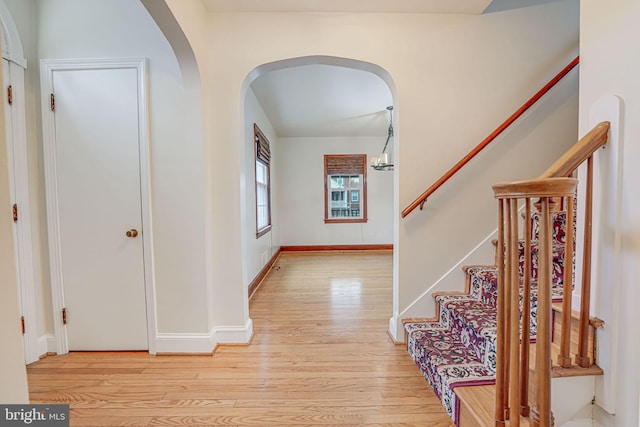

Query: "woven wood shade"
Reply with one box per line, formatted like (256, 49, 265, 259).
(325, 154, 365, 175)
(255, 124, 270, 163)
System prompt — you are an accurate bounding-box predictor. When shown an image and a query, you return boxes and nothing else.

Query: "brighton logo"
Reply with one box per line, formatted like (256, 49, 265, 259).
(1, 405, 68, 426)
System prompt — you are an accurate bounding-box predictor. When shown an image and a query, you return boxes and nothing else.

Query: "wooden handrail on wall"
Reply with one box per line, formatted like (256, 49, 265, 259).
(401, 56, 580, 219)
(493, 121, 610, 427)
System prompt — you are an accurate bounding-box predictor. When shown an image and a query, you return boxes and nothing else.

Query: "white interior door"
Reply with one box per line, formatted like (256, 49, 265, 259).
(52, 66, 148, 350)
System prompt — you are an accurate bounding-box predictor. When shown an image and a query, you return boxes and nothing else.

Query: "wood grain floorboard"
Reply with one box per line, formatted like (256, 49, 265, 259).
(28, 251, 453, 426)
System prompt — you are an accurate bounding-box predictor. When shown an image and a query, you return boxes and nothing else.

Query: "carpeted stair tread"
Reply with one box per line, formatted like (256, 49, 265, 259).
(417, 296, 498, 368)
(406, 325, 496, 423)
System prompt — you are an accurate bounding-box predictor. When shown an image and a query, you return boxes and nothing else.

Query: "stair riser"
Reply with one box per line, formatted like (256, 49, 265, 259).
(531, 210, 574, 247)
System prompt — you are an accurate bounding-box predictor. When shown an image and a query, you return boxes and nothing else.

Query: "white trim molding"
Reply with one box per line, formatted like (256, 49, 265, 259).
(389, 227, 498, 342)
(40, 58, 157, 355)
(0, 1, 27, 68)
(215, 319, 254, 344)
(155, 332, 217, 355)
(4, 59, 39, 364)
(388, 315, 400, 343)
(155, 319, 254, 354)
(1, 6, 39, 364)
(37, 334, 57, 358)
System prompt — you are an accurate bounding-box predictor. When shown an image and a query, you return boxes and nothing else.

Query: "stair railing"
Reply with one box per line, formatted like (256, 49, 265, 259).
(402, 56, 579, 219)
(492, 121, 610, 427)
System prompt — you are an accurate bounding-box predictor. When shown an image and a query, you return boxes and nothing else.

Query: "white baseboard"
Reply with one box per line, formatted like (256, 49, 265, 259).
(37, 334, 57, 357)
(215, 319, 254, 344)
(40, 320, 254, 356)
(388, 315, 401, 343)
(592, 404, 615, 427)
(155, 331, 218, 354)
(155, 319, 253, 354)
(560, 420, 595, 427)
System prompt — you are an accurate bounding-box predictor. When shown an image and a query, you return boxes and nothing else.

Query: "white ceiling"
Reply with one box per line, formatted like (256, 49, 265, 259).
(202, 0, 493, 14)
(250, 64, 392, 138)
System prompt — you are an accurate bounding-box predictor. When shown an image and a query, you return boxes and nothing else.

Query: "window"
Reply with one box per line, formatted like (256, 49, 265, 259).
(324, 154, 367, 223)
(254, 124, 271, 237)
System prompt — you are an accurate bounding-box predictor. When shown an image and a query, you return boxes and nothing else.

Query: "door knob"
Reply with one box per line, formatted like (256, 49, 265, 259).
(126, 229, 139, 238)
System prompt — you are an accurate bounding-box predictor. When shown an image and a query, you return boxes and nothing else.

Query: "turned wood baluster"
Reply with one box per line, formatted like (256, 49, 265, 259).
(558, 194, 575, 368)
(576, 156, 594, 368)
(508, 199, 521, 427)
(495, 199, 508, 426)
(532, 197, 553, 427)
(520, 199, 532, 416)
(504, 199, 513, 419)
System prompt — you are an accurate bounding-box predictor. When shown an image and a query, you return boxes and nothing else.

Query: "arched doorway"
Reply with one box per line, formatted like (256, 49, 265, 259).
(241, 56, 399, 331)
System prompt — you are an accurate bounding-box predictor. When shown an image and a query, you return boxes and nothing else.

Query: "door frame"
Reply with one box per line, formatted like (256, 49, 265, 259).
(40, 58, 157, 355)
(1, 4, 39, 364)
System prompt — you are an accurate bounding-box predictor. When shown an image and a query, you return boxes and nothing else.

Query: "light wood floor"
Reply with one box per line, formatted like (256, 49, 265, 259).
(27, 251, 454, 426)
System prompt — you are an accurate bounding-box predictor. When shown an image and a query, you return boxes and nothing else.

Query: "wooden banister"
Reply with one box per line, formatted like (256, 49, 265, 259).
(540, 121, 610, 178)
(402, 56, 579, 218)
(492, 121, 610, 427)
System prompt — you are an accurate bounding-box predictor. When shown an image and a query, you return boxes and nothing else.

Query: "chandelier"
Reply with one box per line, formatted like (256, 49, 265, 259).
(370, 106, 394, 171)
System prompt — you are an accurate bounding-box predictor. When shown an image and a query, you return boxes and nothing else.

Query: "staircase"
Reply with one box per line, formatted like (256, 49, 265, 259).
(402, 122, 610, 426)
(404, 211, 571, 425)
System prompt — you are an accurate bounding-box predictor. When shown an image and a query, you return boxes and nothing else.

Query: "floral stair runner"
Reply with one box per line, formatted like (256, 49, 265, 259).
(404, 211, 569, 425)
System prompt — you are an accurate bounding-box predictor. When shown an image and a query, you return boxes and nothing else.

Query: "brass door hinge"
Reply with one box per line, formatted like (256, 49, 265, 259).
(21, 316, 25, 334)
(50, 93, 55, 112)
(13, 204, 18, 223)
(62, 308, 67, 325)
(7, 85, 13, 105)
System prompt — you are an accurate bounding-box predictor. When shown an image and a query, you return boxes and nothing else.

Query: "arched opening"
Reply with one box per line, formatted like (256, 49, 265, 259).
(240, 55, 399, 332)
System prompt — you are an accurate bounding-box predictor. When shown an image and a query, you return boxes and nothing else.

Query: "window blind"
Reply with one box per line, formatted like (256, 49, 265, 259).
(255, 124, 270, 163)
(325, 154, 365, 175)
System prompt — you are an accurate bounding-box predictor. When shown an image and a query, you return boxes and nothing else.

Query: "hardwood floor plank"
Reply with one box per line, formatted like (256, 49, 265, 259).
(28, 251, 452, 426)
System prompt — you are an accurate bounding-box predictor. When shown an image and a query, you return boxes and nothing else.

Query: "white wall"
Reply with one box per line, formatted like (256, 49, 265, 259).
(277, 136, 393, 245)
(580, 0, 640, 425)
(243, 88, 280, 286)
(0, 29, 29, 402)
(165, 0, 580, 339)
(22, 0, 209, 336)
